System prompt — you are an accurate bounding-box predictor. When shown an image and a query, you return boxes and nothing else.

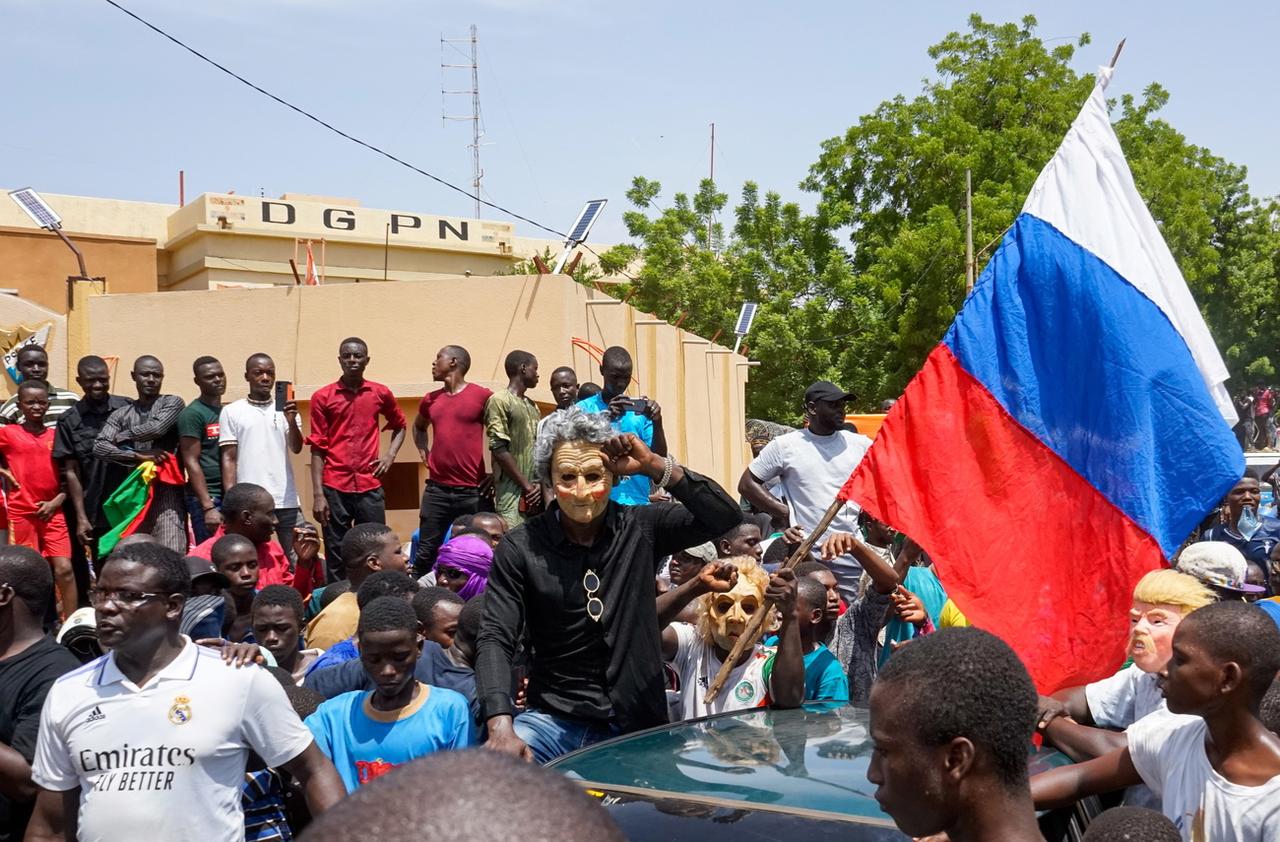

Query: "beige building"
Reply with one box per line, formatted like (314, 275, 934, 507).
(0, 189, 753, 539)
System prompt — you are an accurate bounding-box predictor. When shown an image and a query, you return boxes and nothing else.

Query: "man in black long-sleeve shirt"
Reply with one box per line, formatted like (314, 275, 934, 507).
(477, 408, 741, 763)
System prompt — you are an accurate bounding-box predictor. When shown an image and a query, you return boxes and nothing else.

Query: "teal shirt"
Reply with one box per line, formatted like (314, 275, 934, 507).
(762, 641, 849, 703)
(576, 393, 655, 505)
(879, 566, 949, 667)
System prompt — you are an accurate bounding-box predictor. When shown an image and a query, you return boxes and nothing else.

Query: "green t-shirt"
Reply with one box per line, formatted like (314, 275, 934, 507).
(177, 398, 223, 497)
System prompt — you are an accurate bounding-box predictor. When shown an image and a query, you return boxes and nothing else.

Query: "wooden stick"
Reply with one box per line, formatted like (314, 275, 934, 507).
(1109, 38, 1126, 69)
(704, 493, 848, 703)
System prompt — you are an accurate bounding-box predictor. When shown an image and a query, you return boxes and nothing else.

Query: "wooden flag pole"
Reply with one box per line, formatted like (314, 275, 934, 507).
(704, 493, 848, 703)
(1108, 38, 1126, 69)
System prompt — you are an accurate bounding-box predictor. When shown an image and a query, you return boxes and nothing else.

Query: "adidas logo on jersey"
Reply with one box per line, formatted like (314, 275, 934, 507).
(85, 705, 106, 723)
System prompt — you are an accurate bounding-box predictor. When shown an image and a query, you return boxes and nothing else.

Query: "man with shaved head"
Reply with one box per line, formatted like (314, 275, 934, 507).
(221, 353, 305, 564)
(299, 749, 624, 841)
(411, 345, 492, 576)
(93, 355, 187, 553)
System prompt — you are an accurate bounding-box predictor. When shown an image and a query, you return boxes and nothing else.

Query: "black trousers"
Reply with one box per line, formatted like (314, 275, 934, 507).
(321, 486, 386, 583)
(414, 481, 480, 576)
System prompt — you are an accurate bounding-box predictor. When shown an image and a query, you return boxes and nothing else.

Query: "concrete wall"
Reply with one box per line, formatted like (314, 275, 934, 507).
(87, 275, 751, 540)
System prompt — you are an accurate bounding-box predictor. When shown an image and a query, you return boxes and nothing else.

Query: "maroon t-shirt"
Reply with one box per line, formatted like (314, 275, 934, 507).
(418, 383, 493, 488)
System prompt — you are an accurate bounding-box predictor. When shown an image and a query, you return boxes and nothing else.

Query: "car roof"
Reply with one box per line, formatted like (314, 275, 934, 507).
(548, 703, 1073, 824)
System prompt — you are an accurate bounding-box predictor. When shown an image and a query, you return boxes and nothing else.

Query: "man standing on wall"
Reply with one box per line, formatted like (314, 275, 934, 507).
(309, 338, 406, 583)
(55, 356, 132, 589)
(575, 347, 667, 506)
(92, 355, 187, 554)
(177, 356, 227, 544)
(412, 346, 492, 577)
(221, 353, 305, 562)
(486, 350, 541, 529)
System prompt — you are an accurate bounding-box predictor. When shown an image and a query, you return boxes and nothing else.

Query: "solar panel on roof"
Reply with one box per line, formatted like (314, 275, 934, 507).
(8, 188, 62, 229)
(734, 302, 758, 336)
(566, 199, 607, 244)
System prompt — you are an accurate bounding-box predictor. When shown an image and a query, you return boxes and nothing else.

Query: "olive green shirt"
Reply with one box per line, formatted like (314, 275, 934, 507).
(484, 389, 540, 527)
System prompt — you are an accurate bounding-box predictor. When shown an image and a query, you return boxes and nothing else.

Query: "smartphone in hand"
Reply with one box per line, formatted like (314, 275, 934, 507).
(274, 381, 294, 412)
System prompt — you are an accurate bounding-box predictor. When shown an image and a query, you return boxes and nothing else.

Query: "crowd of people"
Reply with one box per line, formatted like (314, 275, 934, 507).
(1, 337, 1279, 841)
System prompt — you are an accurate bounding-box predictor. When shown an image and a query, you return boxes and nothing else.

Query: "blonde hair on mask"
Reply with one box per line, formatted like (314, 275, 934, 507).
(1132, 569, 1216, 613)
(696, 555, 771, 643)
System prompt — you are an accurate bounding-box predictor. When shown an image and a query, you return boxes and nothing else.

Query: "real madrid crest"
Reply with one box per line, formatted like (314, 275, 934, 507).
(168, 695, 193, 725)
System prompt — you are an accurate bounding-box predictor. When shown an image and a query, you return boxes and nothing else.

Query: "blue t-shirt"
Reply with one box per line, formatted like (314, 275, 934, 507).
(305, 683, 473, 792)
(305, 637, 359, 676)
(576, 393, 655, 506)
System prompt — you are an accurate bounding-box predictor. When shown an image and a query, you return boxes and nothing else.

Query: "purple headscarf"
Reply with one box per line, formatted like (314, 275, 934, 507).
(435, 534, 494, 600)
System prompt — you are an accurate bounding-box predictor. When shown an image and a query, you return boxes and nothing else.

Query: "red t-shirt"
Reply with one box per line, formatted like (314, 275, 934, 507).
(417, 383, 493, 488)
(0, 425, 59, 517)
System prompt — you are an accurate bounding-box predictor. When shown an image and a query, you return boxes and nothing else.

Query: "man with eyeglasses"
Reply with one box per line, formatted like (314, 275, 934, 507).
(477, 408, 741, 764)
(23, 543, 344, 842)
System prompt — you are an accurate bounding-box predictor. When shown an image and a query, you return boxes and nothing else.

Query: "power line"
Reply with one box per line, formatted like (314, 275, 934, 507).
(99, 0, 568, 239)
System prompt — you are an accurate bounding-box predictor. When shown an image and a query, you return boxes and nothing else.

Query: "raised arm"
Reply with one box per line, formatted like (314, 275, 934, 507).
(658, 562, 738, 658)
(820, 532, 901, 594)
(766, 570, 804, 708)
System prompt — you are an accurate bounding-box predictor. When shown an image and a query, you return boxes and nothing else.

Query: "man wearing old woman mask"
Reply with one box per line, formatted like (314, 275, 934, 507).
(476, 408, 741, 764)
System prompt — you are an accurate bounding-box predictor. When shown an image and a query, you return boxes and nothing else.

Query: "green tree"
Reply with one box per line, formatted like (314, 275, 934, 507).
(601, 14, 1280, 421)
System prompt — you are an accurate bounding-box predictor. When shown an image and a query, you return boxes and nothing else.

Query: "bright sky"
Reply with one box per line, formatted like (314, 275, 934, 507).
(3, 0, 1277, 244)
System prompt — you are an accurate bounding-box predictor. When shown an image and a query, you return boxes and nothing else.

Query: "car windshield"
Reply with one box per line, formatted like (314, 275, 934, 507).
(550, 703, 1073, 824)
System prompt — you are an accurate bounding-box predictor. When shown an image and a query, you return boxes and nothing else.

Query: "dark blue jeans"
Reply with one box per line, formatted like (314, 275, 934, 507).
(414, 481, 480, 576)
(513, 709, 622, 765)
(185, 493, 221, 544)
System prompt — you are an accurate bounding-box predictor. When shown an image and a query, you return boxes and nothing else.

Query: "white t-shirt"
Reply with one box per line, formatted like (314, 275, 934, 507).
(31, 637, 314, 842)
(669, 622, 772, 721)
(749, 428, 873, 596)
(1128, 712, 1280, 841)
(1085, 663, 1166, 729)
(220, 399, 299, 508)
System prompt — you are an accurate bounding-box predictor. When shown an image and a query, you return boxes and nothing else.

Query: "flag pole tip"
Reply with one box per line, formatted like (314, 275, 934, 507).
(1108, 38, 1126, 69)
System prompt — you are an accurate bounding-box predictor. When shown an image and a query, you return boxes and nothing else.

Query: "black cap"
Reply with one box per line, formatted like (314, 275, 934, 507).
(184, 555, 231, 589)
(804, 380, 856, 404)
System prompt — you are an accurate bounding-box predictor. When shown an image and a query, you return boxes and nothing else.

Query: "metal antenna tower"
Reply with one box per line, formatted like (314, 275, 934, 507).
(441, 24, 483, 218)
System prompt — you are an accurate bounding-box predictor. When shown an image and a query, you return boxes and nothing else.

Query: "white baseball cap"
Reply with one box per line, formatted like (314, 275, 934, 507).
(1176, 541, 1266, 595)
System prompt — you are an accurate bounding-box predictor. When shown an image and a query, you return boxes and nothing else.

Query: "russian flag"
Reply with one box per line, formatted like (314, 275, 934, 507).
(843, 67, 1244, 693)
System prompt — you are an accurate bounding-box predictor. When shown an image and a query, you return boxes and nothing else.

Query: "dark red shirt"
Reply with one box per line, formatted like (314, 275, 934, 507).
(308, 379, 407, 493)
(418, 383, 492, 488)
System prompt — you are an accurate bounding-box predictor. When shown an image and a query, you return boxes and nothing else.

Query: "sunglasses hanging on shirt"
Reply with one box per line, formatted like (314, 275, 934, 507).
(583, 569, 603, 622)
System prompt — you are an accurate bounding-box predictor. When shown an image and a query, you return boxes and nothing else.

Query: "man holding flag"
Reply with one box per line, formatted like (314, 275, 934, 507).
(842, 62, 1242, 696)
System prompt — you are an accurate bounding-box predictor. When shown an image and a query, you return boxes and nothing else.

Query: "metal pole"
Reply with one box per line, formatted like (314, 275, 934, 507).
(470, 24, 482, 218)
(707, 122, 715, 249)
(965, 169, 975, 293)
(383, 223, 390, 282)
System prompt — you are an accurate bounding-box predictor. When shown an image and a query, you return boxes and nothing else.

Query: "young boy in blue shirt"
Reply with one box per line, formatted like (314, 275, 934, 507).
(305, 596, 472, 791)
